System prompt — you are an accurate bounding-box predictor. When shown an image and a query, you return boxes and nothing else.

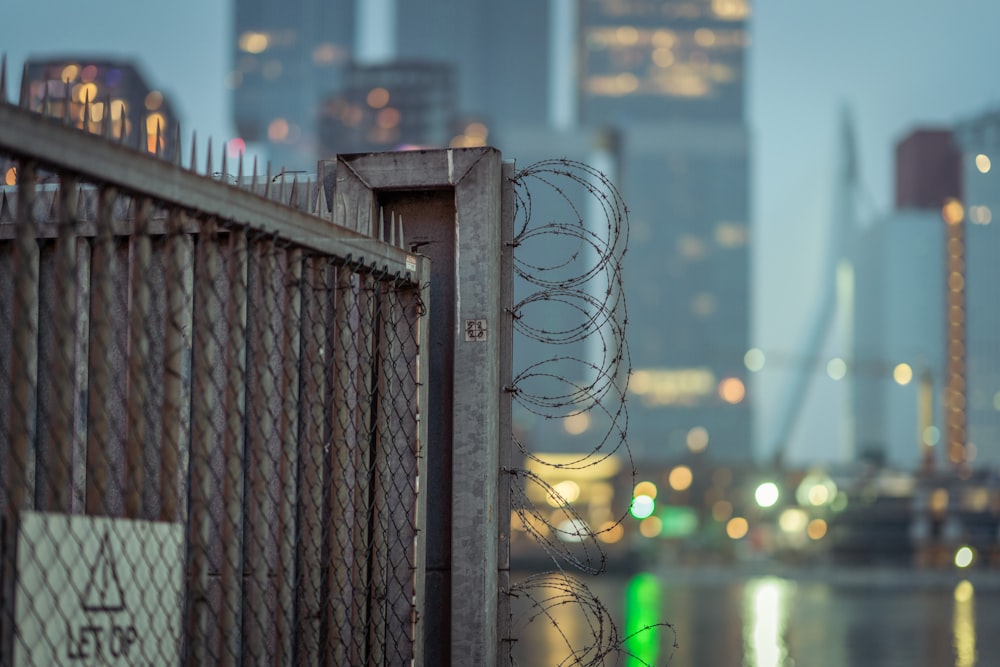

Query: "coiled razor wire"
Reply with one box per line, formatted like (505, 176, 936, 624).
(506, 160, 674, 665)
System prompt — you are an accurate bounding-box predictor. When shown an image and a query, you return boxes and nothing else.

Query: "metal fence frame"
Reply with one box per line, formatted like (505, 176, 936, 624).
(0, 100, 443, 665)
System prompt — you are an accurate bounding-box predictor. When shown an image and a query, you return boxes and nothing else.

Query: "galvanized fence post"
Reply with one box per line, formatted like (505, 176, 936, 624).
(326, 148, 512, 666)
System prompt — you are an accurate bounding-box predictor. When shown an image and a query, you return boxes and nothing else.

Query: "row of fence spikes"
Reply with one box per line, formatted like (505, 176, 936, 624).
(0, 54, 330, 220)
(377, 208, 405, 249)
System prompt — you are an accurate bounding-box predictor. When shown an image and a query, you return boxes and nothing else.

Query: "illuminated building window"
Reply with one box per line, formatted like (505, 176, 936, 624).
(715, 222, 748, 247)
(239, 31, 269, 54)
(692, 292, 716, 317)
(629, 368, 716, 407)
(262, 60, 283, 80)
(678, 234, 707, 259)
(712, 0, 749, 20)
(312, 43, 343, 65)
(268, 118, 290, 142)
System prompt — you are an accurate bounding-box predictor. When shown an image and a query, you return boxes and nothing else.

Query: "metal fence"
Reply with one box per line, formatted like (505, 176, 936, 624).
(0, 96, 429, 665)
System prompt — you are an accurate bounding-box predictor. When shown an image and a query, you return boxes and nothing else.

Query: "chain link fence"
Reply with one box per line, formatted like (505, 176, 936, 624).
(1, 101, 427, 665)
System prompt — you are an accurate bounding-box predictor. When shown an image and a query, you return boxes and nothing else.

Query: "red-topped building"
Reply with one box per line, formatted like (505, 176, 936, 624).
(895, 129, 962, 210)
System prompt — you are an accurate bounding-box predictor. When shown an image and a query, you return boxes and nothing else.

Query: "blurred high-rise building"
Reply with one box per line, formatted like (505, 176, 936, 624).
(19, 58, 180, 159)
(317, 61, 458, 155)
(231, 0, 353, 168)
(850, 130, 954, 468)
(566, 0, 752, 462)
(231, 0, 753, 462)
(955, 111, 1000, 469)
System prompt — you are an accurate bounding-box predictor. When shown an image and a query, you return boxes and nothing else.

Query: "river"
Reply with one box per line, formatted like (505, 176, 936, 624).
(508, 565, 1000, 666)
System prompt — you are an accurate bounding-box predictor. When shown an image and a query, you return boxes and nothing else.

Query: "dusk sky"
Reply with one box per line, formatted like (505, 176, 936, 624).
(5, 0, 1000, 462)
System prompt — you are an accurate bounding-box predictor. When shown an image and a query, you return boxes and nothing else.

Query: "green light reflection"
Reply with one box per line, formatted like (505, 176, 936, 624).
(624, 572, 661, 667)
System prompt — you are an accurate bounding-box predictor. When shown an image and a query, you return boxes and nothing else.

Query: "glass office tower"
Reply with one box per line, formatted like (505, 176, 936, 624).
(575, 0, 752, 461)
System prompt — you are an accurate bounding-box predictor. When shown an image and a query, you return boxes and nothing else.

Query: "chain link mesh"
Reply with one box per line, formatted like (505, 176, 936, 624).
(1, 145, 423, 665)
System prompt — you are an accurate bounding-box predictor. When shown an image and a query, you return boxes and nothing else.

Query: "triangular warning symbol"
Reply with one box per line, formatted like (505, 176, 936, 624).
(81, 531, 126, 613)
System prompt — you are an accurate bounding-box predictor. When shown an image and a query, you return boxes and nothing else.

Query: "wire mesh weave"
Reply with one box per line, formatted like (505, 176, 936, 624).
(1, 138, 423, 665)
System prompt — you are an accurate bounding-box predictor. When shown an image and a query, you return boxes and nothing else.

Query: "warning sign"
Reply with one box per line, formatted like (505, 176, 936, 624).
(13, 511, 183, 666)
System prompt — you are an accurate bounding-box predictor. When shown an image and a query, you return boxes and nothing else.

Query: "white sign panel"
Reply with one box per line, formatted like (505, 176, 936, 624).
(14, 511, 184, 666)
(464, 319, 487, 342)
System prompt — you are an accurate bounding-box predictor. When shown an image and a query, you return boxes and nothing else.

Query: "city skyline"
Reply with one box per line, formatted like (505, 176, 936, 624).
(5, 0, 1000, 465)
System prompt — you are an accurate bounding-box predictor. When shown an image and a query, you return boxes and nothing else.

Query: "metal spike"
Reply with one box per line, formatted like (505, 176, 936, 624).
(306, 178, 315, 215)
(18, 62, 29, 108)
(205, 140, 213, 175)
(47, 181, 59, 220)
(63, 79, 72, 125)
(278, 167, 286, 202)
(189, 131, 197, 171)
(237, 149, 244, 187)
(82, 89, 91, 133)
(173, 123, 182, 166)
(397, 214, 405, 249)
(0, 191, 11, 222)
(0, 53, 8, 105)
(119, 105, 129, 144)
(155, 119, 162, 158)
(221, 142, 228, 181)
(288, 175, 298, 209)
(76, 185, 88, 221)
(264, 161, 272, 198)
(251, 155, 259, 192)
(316, 177, 333, 220)
(135, 109, 145, 151)
(122, 193, 133, 221)
(389, 210, 395, 246)
(102, 94, 112, 140)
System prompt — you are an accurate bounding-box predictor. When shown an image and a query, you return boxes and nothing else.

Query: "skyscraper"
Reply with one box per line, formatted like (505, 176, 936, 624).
(20, 58, 180, 158)
(571, 0, 752, 462)
(317, 61, 458, 155)
(231, 0, 353, 168)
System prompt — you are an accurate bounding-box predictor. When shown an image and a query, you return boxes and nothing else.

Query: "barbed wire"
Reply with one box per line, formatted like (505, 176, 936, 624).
(509, 572, 677, 667)
(508, 158, 632, 567)
(505, 159, 673, 665)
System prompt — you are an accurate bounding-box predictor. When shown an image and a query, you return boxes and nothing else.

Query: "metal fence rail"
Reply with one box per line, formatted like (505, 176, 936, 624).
(0, 100, 428, 665)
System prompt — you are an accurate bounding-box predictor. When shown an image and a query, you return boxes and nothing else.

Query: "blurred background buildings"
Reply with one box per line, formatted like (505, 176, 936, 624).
(229, 0, 753, 464)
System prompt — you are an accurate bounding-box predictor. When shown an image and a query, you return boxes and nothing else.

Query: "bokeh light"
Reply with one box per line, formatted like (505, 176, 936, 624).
(630, 494, 655, 519)
(726, 516, 749, 539)
(633, 480, 658, 500)
(668, 465, 693, 491)
(755, 482, 780, 508)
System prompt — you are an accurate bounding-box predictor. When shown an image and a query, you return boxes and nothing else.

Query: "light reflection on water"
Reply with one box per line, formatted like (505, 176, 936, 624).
(743, 577, 793, 667)
(512, 569, 991, 667)
(954, 580, 976, 667)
